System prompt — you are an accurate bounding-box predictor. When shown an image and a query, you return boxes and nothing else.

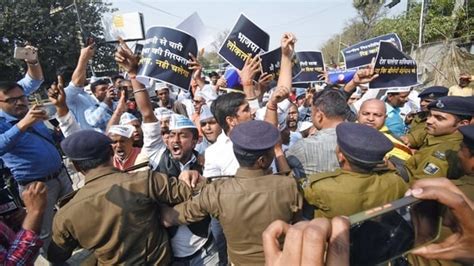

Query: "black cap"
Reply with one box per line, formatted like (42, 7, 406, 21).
(428, 96, 474, 116)
(418, 86, 448, 100)
(230, 120, 279, 155)
(336, 122, 393, 164)
(459, 125, 474, 149)
(61, 130, 112, 161)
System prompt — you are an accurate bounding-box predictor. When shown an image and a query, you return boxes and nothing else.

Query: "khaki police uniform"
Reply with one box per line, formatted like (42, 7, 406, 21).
(52, 167, 194, 265)
(174, 168, 303, 265)
(406, 112, 428, 149)
(406, 132, 463, 181)
(302, 169, 408, 218)
(452, 174, 474, 201)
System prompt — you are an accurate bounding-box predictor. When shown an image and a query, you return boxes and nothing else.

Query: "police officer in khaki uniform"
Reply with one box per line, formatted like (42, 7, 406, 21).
(46, 130, 199, 265)
(165, 120, 303, 265)
(405, 96, 474, 181)
(403, 86, 448, 149)
(454, 125, 474, 201)
(302, 122, 408, 218)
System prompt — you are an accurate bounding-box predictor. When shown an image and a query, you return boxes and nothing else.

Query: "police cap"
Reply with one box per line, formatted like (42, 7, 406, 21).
(61, 130, 112, 161)
(418, 86, 448, 100)
(336, 122, 393, 164)
(230, 120, 279, 155)
(428, 96, 474, 116)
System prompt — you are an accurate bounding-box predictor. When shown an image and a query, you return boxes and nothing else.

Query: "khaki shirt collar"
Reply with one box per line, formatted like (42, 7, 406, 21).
(84, 166, 121, 185)
(235, 168, 266, 179)
(426, 131, 463, 146)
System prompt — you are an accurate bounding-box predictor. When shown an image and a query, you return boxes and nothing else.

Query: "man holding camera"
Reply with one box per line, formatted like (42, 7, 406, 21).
(0, 46, 73, 256)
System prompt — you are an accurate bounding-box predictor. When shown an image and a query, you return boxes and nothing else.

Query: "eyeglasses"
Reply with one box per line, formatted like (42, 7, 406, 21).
(0, 95, 27, 105)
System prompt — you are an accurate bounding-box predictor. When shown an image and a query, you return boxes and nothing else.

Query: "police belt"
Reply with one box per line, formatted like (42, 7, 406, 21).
(17, 169, 62, 186)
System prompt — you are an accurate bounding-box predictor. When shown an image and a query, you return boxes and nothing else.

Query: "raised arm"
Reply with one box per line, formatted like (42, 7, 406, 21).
(114, 39, 157, 123)
(71, 44, 95, 87)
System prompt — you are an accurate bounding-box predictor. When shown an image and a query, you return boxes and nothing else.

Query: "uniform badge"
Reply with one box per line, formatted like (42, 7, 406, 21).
(432, 150, 446, 160)
(423, 162, 440, 175)
(436, 100, 444, 108)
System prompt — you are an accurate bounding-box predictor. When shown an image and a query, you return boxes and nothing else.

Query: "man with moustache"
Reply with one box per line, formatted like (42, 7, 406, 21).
(0, 50, 73, 256)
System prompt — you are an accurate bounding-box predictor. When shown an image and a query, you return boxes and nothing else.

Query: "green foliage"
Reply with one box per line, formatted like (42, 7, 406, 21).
(321, 0, 473, 64)
(0, 0, 117, 83)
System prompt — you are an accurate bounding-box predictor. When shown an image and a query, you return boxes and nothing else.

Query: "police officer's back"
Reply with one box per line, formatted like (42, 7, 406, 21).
(46, 130, 196, 265)
(302, 122, 408, 218)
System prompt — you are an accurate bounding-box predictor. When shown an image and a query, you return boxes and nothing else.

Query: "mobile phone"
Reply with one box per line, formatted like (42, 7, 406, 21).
(14, 47, 37, 61)
(134, 44, 144, 56)
(349, 196, 443, 266)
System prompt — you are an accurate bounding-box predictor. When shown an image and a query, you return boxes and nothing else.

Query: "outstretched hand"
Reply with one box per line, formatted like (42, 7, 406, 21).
(115, 38, 140, 77)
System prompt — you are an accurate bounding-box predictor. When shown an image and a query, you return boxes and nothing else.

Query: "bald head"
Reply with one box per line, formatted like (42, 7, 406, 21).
(358, 99, 387, 130)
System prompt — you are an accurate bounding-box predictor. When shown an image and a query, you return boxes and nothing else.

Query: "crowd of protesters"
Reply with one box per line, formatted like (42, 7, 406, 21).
(0, 31, 473, 266)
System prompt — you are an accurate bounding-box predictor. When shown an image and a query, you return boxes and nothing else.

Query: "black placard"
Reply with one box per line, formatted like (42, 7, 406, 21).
(292, 51, 325, 84)
(218, 14, 269, 70)
(137, 26, 198, 90)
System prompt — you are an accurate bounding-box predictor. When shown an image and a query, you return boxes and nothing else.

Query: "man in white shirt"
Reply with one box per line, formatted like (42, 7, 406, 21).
(204, 93, 252, 177)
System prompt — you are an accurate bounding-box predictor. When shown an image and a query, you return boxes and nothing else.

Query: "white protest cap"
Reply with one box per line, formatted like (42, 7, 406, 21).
(154, 107, 174, 121)
(155, 82, 170, 92)
(108, 125, 135, 139)
(386, 87, 412, 93)
(198, 86, 218, 103)
(169, 114, 197, 130)
(298, 121, 313, 132)
(119, 112, 139, 125)
(199, 105, 214, 122)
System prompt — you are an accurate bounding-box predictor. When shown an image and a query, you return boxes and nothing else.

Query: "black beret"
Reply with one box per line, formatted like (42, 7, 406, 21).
(61, 130, 112, 161)
(459, 125, 474, 149)
(428, 96, 474, 116)
(336, 122, 393, 164)
(418, 86, 448, 100)
(230, 120, 279, 155)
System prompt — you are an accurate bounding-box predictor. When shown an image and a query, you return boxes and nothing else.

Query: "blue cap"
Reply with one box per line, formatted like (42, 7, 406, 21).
(336, 122, 393, 164)
(295, 87, 306, 99)
(418, 86, 448, 100)
(61, 130, 112, 161)
(428, 96, 474, 116)
(459, 125, 474, 149)
(230, 120, 279, 155)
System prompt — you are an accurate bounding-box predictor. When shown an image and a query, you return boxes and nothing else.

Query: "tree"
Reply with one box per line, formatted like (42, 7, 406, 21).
(0, 0, 117, 84)
(371, 0, 474, 50)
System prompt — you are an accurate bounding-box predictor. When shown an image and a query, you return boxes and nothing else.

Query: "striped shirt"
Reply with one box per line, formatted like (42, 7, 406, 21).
(286, 128, 340, 179)
(0, 222, 42, 265)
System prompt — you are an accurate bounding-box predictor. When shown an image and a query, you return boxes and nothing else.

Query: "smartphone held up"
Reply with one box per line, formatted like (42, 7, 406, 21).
(14, 47, 38, 62)
(349, 196, 444, 265)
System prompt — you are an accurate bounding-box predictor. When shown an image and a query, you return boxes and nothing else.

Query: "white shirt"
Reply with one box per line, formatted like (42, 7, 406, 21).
(56, 111, 81, 138)
(140, 122, 167, 170)
(203, 132, 239, 177)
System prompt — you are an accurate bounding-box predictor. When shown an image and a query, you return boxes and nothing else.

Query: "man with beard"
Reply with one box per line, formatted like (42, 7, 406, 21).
(405, 96, 474, 180)
(401, 86, 448, 149)
(448, 73, 473, 97)
(114, 40, 219, 265)
(155, 83, 188, 117)
(108, 125, 141, 171)
(384, 89, 410, 138)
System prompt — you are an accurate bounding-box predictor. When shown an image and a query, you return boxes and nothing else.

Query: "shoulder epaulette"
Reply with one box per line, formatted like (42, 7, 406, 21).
(307, 169, 342, 184)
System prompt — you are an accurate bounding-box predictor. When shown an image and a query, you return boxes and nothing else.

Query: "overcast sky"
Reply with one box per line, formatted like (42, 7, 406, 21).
(112, 0, 407, 51)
